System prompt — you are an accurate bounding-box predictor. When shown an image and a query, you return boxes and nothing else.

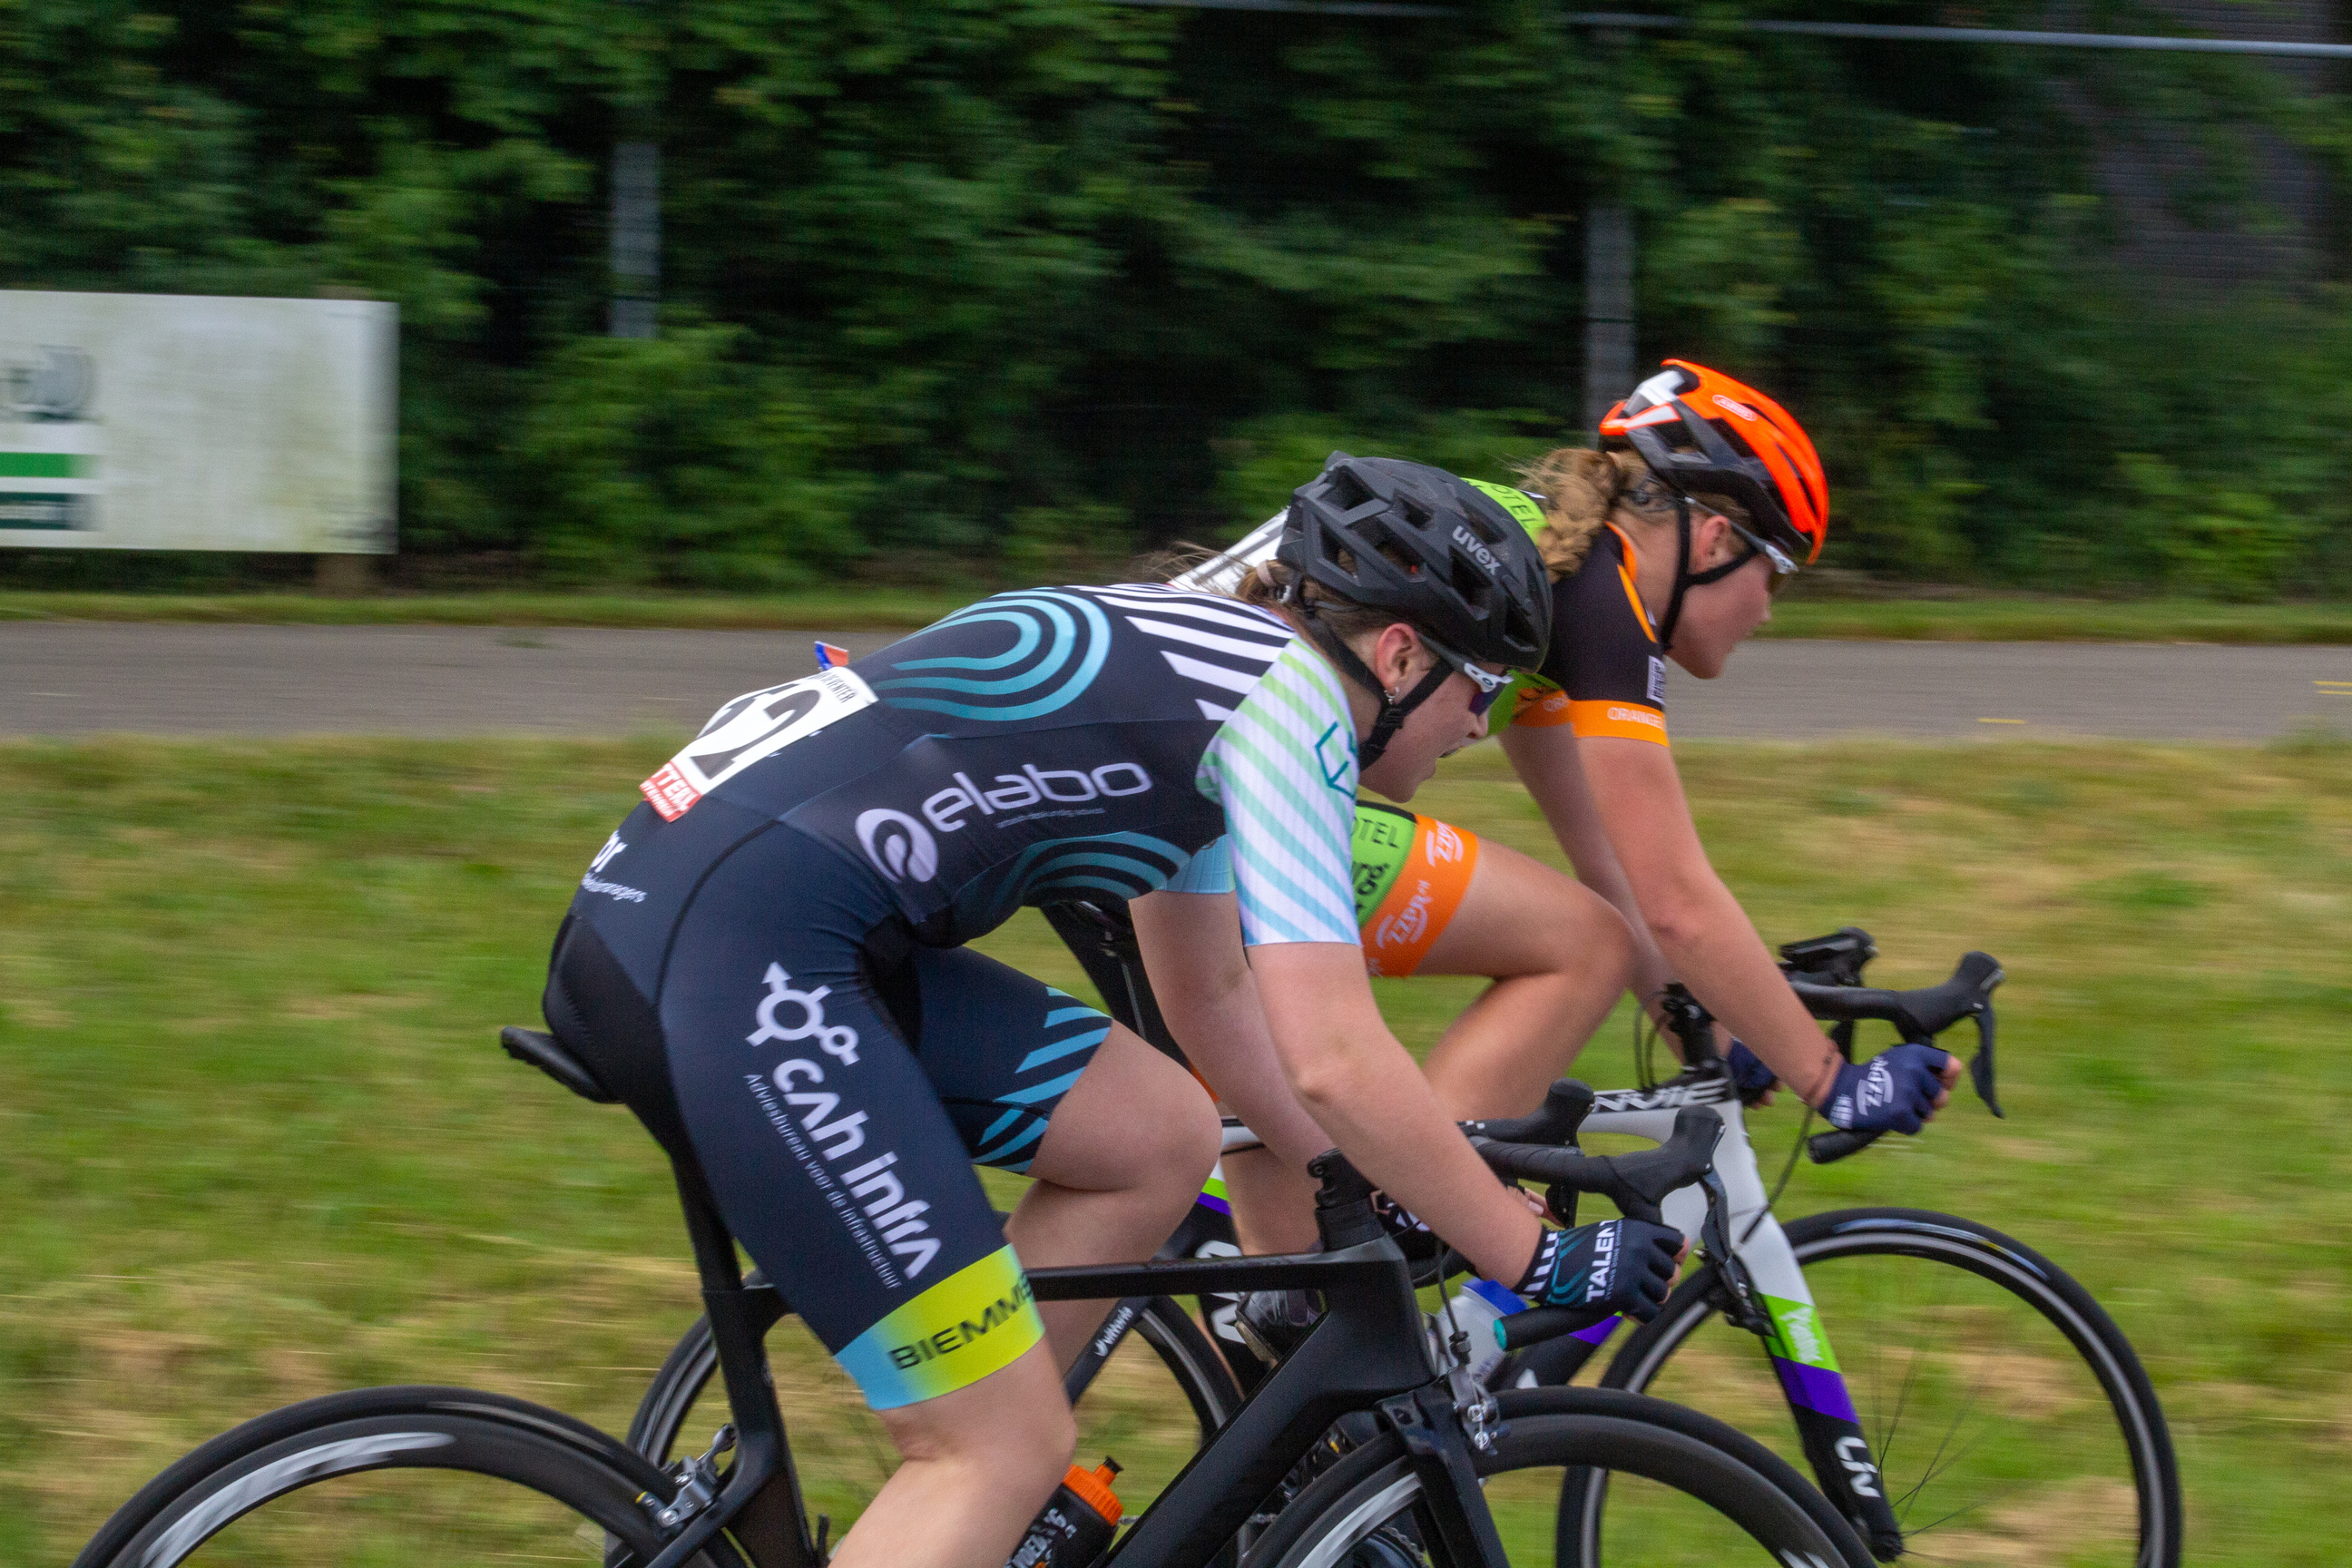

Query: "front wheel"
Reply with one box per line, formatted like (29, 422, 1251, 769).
(1246, 1387, 1870, 1568)
(1567, 1207, 2180, 1567)
(72, 1385, 747, 1568)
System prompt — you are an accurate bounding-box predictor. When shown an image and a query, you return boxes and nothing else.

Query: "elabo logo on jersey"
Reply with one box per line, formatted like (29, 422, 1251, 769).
(856, 809, 940, 884)
(1425, 823, 1465, 867)
(1648, 656, 1668, 704)
(917, 760, 1151, 832)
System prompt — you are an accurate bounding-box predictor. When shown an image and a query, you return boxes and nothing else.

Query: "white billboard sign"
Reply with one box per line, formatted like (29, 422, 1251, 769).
(0, 291, 396, 553)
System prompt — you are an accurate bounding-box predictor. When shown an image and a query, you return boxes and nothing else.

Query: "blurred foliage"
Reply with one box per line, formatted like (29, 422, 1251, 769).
(5, 0, 2352, 593)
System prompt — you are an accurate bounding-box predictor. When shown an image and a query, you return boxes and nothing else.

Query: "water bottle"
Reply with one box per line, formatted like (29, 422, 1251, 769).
(1006, 1458, 1123, 1568)
(1445, 1277, 1527, 1385)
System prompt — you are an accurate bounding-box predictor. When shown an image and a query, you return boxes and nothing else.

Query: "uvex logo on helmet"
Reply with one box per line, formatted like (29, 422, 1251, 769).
(856, 808, 939, 883)
(1450, 524, 1501, 573)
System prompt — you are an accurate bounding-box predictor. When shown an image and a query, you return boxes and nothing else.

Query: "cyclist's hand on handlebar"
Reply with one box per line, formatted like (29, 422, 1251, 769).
(1820, 1043, 1958, 1134)
(1724, 1039, 1779, 1104)
(1373, 1183, 1546, 1258)
(1514, 1219, 1685, 1323)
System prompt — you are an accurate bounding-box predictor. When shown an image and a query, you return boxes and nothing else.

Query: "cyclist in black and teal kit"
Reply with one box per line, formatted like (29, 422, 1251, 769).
(536, 456, 1681, 1568)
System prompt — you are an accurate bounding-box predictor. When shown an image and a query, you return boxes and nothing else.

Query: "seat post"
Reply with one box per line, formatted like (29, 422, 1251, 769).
(672, 1161, 744, 1294)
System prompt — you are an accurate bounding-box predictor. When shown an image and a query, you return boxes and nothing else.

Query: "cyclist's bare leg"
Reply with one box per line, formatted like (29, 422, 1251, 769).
(1221, 1144, 1320, 1253)
(1414, 842, 1634, 1119)
(837, 1341, 1076, 1568)
(1013, 1023, 1221, 1369)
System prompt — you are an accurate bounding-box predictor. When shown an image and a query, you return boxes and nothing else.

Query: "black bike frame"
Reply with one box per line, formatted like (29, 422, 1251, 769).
(652, 1158, 1514, 1568)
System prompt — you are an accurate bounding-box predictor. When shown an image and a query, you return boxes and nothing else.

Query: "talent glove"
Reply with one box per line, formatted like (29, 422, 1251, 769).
(1723, 1039, 1779, 1100)
(1514, 1219, 1682, 1324)
(1820, 1043, 1954, 1134)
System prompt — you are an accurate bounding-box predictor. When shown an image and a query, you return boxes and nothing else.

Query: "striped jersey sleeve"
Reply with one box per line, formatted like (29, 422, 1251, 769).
(1195, 639, 1360, 946)
(1163, 836, 1236, 895)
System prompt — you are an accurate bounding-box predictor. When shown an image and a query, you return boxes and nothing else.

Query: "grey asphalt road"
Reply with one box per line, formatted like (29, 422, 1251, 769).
(5, 623, 2352, 740)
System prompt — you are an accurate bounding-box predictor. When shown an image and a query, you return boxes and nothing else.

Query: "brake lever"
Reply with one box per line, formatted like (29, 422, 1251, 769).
(1695, 1169, 1769, 1335)
(1970, 1005, 2004, 1118)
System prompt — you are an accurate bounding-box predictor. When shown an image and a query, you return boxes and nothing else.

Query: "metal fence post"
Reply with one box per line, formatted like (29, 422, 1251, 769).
(1583, 203, 1633, 426)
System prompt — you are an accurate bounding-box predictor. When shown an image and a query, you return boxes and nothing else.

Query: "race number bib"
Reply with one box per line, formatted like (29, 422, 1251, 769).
(642, 666, 877, 820)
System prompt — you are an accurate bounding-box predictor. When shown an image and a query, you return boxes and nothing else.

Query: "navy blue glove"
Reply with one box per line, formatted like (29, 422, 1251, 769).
(1514, 1219, 1682, 1323)
(1723, 1039, 1778, 1099)
(1821, 1043, 1955, 1133)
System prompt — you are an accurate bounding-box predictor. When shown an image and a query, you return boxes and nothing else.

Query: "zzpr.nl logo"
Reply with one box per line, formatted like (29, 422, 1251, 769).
(856, 808, 939, 883)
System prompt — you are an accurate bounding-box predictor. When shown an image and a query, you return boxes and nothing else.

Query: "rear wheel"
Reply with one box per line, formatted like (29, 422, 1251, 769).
(1566, 1208, 2180, 1567)
(71, 1385, 746, 1568)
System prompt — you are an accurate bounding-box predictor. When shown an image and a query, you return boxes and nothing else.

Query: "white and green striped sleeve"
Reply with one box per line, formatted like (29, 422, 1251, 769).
(1195, 639, 1360, 946)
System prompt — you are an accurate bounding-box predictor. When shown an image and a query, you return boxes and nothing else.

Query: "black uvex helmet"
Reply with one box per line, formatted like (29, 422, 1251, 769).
(1277, 454, 1552, 670)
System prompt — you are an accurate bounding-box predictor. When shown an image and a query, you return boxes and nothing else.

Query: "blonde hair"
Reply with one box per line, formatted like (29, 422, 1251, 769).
(1232, 558, 1406, 644)
(1516, 447, 1751, 580)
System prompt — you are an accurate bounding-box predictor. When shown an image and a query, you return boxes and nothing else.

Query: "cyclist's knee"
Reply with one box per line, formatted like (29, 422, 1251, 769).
(883, 1344, 1075, 1481)
(1129, 1054, 1220, 1189)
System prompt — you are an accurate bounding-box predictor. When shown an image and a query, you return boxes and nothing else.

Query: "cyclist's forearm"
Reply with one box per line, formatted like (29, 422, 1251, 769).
(1646, 875, 1839, 1104)
(1500, 725, 1673, 1018)
(1131, 891, 1330, 1171)
(1251, 943, 1543, 1284)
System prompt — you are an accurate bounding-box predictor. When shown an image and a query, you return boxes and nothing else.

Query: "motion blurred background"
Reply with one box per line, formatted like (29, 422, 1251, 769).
(5, 4, 2351, 1565)
(9, 0, 2352, 594)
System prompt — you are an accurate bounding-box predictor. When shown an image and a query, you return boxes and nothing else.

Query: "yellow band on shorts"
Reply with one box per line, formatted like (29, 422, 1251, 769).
(1360, 815, 1480, 978)
(834, 1244, 1043, 1409)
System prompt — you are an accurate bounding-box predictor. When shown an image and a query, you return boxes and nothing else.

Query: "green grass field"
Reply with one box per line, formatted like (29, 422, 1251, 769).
(8, 587, 2352, 643)
(3, 738, 2347, 1563)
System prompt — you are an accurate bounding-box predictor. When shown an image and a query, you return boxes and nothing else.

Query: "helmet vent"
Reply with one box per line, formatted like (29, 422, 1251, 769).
(1326, 466, 1377, 512)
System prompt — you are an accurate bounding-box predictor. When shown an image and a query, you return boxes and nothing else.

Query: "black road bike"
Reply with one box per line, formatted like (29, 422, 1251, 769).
(71, 1025, 1873, 1568)
(632, 915, 2177, 1568)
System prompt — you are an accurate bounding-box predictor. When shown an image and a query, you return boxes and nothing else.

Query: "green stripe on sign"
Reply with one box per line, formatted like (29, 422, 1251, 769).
(0, 453, 86, 478)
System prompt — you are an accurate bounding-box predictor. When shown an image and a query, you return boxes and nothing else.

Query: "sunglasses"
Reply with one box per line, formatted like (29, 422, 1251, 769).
(1419, 632, 1511, 715)
(1682, 495, 1800, 597)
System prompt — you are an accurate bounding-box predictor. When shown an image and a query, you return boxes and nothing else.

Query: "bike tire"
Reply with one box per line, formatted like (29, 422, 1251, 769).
(1245, 1386, 1871, 1568)
(1562, 1207, 2180, 1568)
(72, 1384, 747, 1568)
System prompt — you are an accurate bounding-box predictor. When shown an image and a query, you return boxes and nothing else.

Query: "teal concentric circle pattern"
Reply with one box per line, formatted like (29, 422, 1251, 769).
(874, 591, 1112, 721)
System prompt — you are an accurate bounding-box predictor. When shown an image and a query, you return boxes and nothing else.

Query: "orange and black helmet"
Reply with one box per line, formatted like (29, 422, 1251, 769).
(1600, 360, 1829, 565)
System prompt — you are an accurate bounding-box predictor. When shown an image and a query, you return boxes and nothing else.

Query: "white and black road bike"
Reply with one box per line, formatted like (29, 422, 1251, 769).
(71, 1025, 1872, 1568)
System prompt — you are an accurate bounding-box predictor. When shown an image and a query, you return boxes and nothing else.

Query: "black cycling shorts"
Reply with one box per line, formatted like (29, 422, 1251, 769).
(550, 817, 1112, 1408)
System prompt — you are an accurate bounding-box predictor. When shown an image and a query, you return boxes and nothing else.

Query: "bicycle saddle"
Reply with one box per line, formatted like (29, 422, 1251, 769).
(500, 1025, 618, 1104)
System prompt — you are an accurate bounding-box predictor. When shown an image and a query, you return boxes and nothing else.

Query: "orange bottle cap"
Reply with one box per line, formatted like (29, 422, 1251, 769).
(1062, 1460, 1123, 1525)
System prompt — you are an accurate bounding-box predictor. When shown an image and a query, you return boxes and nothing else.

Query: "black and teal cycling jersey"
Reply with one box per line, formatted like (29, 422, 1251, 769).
(544, 584, 1361, 1408)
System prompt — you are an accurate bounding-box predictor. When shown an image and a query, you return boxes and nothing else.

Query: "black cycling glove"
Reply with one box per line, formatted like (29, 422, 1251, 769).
(1821, 1043, 1954, 1134)
(1723, 1039, 1779, 1099)
(1514, 1219, 1682, 1323)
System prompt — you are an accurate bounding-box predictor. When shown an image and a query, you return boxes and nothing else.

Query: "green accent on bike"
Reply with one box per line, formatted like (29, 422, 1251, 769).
(1465, 478, 1546, 538)
(1761, 1292, 1840, 1371)
(1348, 801, 1417, 925)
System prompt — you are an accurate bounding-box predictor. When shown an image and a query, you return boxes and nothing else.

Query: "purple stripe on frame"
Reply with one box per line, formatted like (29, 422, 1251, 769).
(1772, 1356, 1859, 1422)
(1194, 1193, 1232, 1215)
(1573, 1315, 1621, 1345)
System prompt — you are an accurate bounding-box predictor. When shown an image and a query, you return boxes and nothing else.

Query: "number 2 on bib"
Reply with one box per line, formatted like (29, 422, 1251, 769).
(642, 667, 877, 820)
